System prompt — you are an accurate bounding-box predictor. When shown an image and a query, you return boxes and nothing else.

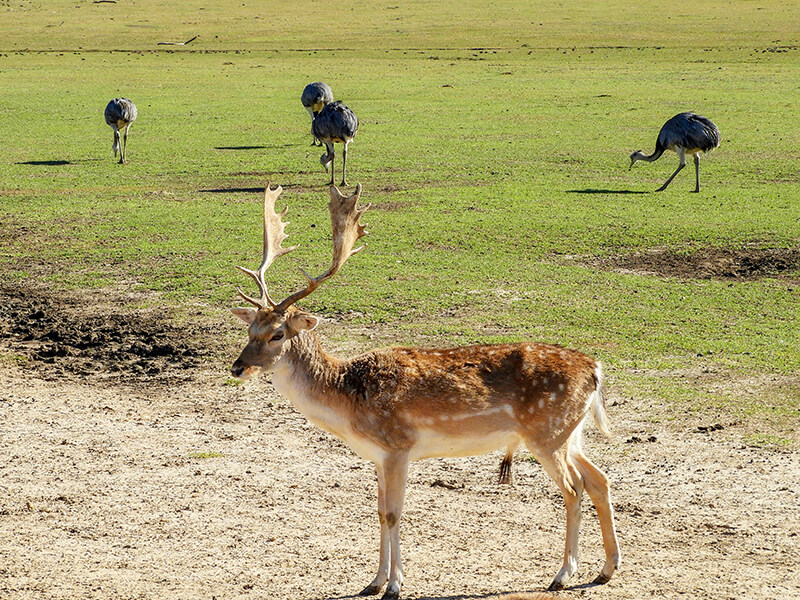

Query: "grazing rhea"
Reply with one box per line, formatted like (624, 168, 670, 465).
(104, 98, 138, 164)
(630, 112, 720, 192)
(230, 183, 621, 600)
(301, 81, 334, 146)
(312, 100, 359, 186)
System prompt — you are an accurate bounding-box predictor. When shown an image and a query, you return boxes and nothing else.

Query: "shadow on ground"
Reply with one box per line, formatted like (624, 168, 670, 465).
(566, 188, 647, 194)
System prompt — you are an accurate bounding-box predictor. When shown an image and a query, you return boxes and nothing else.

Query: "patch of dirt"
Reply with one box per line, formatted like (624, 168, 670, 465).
(1, 285, 799, 600)
(585, 246, 800, 281)
(1, 367, 798, 600)
(0, 282, 221, 382)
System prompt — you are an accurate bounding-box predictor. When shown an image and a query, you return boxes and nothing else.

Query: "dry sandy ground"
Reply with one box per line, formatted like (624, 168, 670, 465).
(1, 363, 799, 600)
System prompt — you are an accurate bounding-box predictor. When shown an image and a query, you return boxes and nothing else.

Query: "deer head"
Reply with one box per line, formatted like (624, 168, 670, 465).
(230, 182, 368, 379)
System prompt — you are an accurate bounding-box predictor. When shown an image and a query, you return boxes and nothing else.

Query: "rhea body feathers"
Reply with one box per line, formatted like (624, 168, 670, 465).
(301, 81, 334, 146)
(312, 100, 359, 186)
(630, 112, 720, 192)
(104, 98, 137, 164)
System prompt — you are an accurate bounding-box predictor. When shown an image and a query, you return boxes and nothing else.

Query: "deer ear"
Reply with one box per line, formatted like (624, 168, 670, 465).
(231, 307, 257, 325)
(288, 312, 319, 332)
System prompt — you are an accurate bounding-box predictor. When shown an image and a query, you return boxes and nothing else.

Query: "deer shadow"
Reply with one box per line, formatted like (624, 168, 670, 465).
(328, 585, 600, 600)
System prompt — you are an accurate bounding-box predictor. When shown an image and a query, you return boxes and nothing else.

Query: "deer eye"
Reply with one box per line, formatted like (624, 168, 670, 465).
(270, 332, 285, 342)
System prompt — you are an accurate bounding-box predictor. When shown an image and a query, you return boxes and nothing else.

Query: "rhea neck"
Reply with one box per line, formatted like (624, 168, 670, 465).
(631, 142, 665, 163)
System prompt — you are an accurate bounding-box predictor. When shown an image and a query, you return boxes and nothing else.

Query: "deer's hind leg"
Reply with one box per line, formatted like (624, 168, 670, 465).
(526, 440, 585, 591)
(571, 452, 620, 584)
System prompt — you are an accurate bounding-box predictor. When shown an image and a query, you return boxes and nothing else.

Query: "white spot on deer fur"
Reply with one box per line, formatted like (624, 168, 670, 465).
(543, 377, 549, 385)
(559, 383, 565, 391)
(550, 392, 557, 402)
(450, 405, 512, 422)
(528, 406, 535, 414)
(538, 398, 544, 409)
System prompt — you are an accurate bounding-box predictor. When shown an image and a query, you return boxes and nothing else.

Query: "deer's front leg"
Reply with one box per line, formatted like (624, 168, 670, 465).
(362, 452, 410, 600)
(360, 464, 391, 596)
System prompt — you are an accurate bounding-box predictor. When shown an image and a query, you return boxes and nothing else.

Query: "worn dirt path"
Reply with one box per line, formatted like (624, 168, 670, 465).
(1, 364, 798, 600)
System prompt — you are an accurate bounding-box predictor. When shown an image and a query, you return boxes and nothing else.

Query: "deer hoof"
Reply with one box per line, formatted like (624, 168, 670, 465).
(359, 584, 382, 596)
(593, 572, 612, 585)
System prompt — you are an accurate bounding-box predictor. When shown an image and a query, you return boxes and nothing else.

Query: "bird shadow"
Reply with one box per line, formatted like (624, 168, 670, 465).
(566, 188, 647, 194)
(214, 145, 270, 151)
(214, 144, 297, 150)
(199, 186, 267, 194)
(16, 160, 72, 166)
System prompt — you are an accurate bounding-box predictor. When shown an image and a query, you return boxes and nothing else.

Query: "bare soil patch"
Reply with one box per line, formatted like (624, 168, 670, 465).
(1, 285, 799, 600)
(584, 246, 800, 281)
(0, 282, 221, 383)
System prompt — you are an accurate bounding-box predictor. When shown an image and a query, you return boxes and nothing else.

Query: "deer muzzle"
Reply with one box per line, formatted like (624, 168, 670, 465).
(230, 358, 261, 380)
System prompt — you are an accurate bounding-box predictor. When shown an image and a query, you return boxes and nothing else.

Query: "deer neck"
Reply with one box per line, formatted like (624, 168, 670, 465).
(270, 330, 352, 435)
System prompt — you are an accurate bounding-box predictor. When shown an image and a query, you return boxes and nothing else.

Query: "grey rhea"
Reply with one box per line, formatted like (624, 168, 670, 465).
(301, 81, 334, 146)
(312, 101, 359, 186)
(629, 112, 720, 192)
(104, 98, 138, 164)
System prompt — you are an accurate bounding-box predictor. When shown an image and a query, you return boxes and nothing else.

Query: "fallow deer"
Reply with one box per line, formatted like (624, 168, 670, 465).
(230, 183, 621, 600)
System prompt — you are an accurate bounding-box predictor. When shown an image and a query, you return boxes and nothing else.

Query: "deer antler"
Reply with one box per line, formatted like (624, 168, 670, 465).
(236, 183, 368, 312)
(236, 182, 298, 309)
(275, 183, 368, 311)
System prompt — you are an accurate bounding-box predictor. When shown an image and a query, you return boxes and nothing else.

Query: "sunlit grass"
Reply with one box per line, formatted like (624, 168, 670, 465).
(0, 1, 798, 446)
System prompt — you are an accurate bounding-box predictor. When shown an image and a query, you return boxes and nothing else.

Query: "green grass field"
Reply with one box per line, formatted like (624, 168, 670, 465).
(1, 0, 798, 445)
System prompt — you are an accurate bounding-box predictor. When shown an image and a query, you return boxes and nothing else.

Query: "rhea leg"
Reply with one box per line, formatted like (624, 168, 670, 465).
(656, 156, 686, 191)
(572, 453, 620, 584)
(307, 108, 320, 145)
(341, 141, 349, 186)
(325, 141, 335, 185)
(112, 129, 121, 159)
(692, 154, 701, 193)
(120, 125, 129, 164)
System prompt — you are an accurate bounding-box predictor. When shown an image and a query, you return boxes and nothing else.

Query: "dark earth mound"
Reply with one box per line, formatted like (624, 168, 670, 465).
(595, 246, 800, 281)
(0, 283, 220, 382)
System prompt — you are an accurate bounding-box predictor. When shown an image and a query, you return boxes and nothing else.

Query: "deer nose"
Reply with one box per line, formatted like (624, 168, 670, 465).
(231, 363, 246, 378)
